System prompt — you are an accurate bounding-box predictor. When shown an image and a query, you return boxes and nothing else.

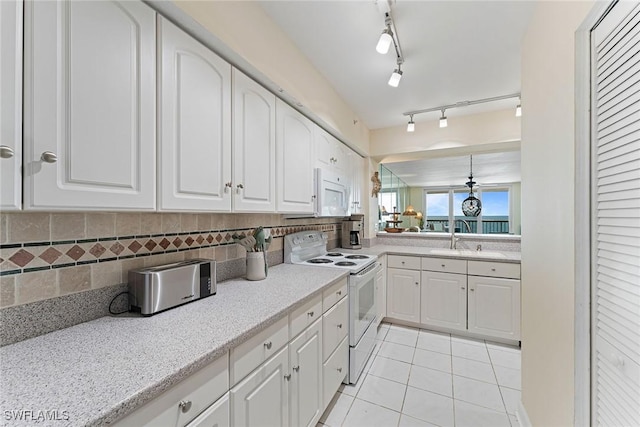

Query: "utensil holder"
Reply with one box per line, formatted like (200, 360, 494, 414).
(246, 252, 267, 281)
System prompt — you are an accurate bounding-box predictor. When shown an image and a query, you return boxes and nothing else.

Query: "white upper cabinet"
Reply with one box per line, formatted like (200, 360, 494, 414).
(349, 151, 365, 214)
(314, 127, 348, 173)
(0, 0, 22, 211)
(23, 0, 156, 210)
(232, 69, 276, 212)
(158, 16, 232, 212)
(276, 100, 315, 214)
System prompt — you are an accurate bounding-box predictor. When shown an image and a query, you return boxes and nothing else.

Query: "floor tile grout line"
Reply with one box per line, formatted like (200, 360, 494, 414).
(450, 332, 457, 427)
(487, 342, 512, 420)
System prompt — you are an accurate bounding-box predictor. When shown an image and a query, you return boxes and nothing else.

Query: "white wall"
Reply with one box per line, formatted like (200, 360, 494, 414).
(520, 1, 593, 425)
(173, 1, 370, 154)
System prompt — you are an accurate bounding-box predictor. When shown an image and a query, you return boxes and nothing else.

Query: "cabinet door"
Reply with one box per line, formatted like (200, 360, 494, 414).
(467, 276, 521, 340)
(230, 346, 289, 427)
(375, 258, 386, 326)
(421, 271, 467, 332)
(314, 127, 333, 169)
(186, 393, 229, 427)
(0, 0, 22, 211)
(276, 100, 315, 213)
(23, 0, 156, 210)
(349, 151, 364, 214)
(290, 319, 323, 427)
(159, 17, 231, 212)
(386, 268, 421, 323)
(233, 69, 276, 212)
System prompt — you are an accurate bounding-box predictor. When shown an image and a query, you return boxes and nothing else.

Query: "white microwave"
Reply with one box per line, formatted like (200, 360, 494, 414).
(315, 168, 350, 217)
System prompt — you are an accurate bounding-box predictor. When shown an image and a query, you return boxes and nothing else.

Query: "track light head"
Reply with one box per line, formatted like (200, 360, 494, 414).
(439, 109, 448, 128)
(407, 115, 415, 132)
(376, 28, 393, 54)
(388, 67, 403, 87)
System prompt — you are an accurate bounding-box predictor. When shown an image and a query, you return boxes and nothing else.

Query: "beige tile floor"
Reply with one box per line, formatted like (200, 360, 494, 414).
(318, 323, 522, 427)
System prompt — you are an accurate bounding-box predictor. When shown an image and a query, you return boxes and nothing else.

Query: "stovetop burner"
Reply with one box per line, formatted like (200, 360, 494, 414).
(326, 252, 344, 257)
(345, 255, 370, 260)
(335, 261, 357, 266)
(307, 258, 333, 264)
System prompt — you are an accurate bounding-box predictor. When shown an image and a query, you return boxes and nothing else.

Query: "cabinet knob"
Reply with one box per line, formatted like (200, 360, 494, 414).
(178, 400, 192, 413)
(293, 366, 300, 372)
(415, 282, 419, 285)
(401, 261, 405, 264)
(0, 146, 14, 159)
(337, 367, 342, 373)
(461, 287, 466, 290)
(337, 323, 342, 329)
(284, 374, 291, 381)
(236, 183, 244, 194)
(311, 195, 316, 201)
(336, 290, 342, 296)
(264, 341, 272, 350)
(224, 182, 232, 193)
(470, 288, 475, 292)
(491, 268, 496, 271)
(441, 264, 446, 268)
(40, 151, 58, 163)
(307, 311, 314, 317)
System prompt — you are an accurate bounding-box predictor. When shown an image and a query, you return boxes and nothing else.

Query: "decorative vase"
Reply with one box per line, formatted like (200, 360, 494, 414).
(246, 252, 267, 281)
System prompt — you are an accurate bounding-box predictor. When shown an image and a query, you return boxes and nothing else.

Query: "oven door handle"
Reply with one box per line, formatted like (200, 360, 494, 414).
(353, 262, 382, 283)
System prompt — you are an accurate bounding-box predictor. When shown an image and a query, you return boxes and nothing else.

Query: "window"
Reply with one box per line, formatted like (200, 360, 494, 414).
(424, 186, 512, 234)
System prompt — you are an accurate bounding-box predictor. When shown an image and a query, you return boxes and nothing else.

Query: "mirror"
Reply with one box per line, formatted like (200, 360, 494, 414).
(378, 150, 521, 235)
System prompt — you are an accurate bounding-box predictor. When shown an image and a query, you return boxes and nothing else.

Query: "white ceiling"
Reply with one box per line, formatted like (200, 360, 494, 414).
(383, 151, 521, 187)
(260, 1, 535, 130)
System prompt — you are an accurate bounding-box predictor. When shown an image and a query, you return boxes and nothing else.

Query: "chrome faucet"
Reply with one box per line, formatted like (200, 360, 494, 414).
(450, 232, 459, 250)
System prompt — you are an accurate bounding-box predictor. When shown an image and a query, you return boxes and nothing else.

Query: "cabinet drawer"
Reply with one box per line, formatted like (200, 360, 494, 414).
(185, 392, 229, 427)
(388, 255, 421, 270)
(230, 316, 289, 385)
(115, 354, 229, 427)
(421, 257, 467, 274)
(322, 277, 348, 313)
(323, 335, 349, 409)
(468, 260, 520, 279)
(290, 294, 322, 339)
(323, 297, 349, 361)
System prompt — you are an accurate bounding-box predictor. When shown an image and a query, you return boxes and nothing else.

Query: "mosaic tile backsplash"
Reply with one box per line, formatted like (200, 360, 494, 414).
(0, 212, 343, 309)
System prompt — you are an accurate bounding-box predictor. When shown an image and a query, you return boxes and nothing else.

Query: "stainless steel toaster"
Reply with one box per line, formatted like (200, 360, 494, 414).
(128, 259, 216, 315)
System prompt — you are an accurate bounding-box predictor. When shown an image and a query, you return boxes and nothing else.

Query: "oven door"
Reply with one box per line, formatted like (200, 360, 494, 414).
(349, 263, 380, 346)
(316, 168, 350, 217)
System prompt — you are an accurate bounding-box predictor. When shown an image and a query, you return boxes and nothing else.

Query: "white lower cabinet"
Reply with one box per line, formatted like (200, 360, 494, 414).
(375, 255, 387, 327)
(186, 393, 229, 427)
(420, 271, 467, 332)
(231, 345, 289, 427)
(289, 318, 323, 427)
(467, 275, 521, 340)
(114, 355, 229, 427)
(323, 336, 349, 408)
(386, 268, 421, 323)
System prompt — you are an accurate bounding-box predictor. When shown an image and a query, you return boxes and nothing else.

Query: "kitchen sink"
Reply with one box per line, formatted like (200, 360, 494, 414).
(429, 249, 507, 258)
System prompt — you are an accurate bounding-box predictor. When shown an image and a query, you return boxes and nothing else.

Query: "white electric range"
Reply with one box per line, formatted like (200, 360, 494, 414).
(284, 231, 380, 384)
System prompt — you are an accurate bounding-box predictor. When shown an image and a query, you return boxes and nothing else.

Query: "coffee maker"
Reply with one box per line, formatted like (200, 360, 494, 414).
(341, 215, 364, 249)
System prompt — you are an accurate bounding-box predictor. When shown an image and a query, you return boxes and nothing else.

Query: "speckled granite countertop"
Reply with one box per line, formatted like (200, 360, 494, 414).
(345, 245, 521, 264)
(0, 265, 347, 427)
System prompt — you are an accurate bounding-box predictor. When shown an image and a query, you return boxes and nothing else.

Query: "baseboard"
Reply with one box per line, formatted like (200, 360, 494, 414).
(517, 401, 532, 427)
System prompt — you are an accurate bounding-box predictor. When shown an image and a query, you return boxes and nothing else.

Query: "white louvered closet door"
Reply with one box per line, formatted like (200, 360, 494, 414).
(592, 2, 640, 426)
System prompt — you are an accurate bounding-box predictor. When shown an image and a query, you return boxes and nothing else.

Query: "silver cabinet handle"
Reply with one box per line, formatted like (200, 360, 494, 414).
(470, 288, 475, 292)
(293, 366, 300, 372)
(178, 400, 192, 413)
(284, 374, 291, 381)
(336, 290, 342, 296)
(224, 182, 232, 193)
(461, 287, 466, 290)
(41, 151, 57, 163)
(264, 341, 272, 350)
(337, 367, 342, 373)
(337, 323, 342, 329)
(308, 311, 314, 317)
(0, 146, 14, 159)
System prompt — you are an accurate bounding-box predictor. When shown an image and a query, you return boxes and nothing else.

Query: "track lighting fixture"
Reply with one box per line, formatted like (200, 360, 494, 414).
(403, 93, 521, 129)
(439, 109, 448, 128)
(375, 10, 405, 87)
(376, 27, 393, 54)
(407, 115, 415, 132)
(388, 65, 403, 87)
